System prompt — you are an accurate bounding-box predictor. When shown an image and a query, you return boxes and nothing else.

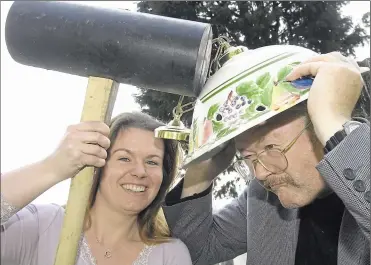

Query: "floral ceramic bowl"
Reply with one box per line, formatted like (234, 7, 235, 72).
(184, 45, 317, 167)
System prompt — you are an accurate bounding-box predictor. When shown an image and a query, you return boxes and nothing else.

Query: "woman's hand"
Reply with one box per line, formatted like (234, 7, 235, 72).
(286, 52, 365, 145)
(44, 121, 111, 182)
(1, 121, 110, 211)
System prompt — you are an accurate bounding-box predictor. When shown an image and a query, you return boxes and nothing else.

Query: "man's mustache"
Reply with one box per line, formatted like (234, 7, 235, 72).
(263, 173, 296, 189)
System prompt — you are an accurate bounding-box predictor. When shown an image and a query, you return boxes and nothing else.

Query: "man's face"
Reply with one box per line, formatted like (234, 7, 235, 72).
(235, 115, 327, 208)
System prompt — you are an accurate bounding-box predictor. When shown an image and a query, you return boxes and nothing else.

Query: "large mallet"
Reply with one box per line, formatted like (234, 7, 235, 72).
(5, 1, 212, 264)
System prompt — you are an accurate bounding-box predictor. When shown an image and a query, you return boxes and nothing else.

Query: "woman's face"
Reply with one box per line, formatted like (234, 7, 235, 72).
(98, 127, 165, 215)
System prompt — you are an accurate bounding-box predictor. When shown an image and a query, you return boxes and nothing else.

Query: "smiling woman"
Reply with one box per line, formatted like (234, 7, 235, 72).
(0, 112, 192, 265)
(86, 113, 178, 245)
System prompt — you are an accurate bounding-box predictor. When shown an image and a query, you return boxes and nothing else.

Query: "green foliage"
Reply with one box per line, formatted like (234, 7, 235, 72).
(362, 12, 370, 27)
(213, 180, 239, 199)
(207, 103, 220, 120)
(135, 1, 370, 199)
(277, 66, 293, 82)
(216, 127, 231, 138)
(256, 72, 272, 89)
(261, 80, 274, 107)
(212, 120, 224, 133)
(236, 81, 261, 98)
(191, 118, 198, 144)
(134, 89, 195, 126)
(216, 127, 238, 138)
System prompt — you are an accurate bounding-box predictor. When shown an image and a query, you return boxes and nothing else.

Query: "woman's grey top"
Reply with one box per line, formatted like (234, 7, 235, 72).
(0, 194, 192, 265)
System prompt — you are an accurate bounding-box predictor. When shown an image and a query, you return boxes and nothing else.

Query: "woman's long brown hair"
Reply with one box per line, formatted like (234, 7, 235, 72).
(84, 112, 178, 244)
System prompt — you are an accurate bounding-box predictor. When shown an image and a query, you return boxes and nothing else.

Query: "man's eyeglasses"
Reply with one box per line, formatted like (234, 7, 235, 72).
(231, 122, 312, 182)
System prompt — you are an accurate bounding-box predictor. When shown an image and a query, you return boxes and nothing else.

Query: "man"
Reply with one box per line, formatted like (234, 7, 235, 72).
(162, 52, 370, 265)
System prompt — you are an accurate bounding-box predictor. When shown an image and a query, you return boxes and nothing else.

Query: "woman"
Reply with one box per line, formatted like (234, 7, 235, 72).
(1, 112, 192, 265)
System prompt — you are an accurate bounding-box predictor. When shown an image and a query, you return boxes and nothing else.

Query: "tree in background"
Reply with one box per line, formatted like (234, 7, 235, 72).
(134, 1, 370, 199)
(363, 11, 370, 28)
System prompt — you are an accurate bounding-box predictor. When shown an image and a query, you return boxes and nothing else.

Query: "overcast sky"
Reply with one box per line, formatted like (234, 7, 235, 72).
(1, 1, 370, 206)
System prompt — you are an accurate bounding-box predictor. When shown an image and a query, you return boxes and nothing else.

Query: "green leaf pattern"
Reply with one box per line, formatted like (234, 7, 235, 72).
(261, 81, 274, 107)
(256, 72, 271, 88)
(277, 65, 293, 82)
(236, 81, 262, 98)
(203, 63, 306, 144)
(212, 120, 224, 133)
(207, 103, 220, 120)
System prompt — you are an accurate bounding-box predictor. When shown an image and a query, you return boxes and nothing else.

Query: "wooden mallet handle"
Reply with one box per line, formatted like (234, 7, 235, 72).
(54, 77, 118, 265)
